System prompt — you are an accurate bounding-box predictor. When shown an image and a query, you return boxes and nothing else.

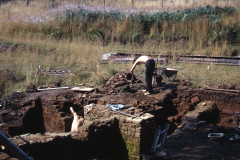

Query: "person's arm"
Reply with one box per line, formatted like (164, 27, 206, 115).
(130, 60, 139, 79)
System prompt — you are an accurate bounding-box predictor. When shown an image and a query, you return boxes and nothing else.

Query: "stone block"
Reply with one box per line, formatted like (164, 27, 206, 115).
(29, 140, 37, 144)
(120, 117, 126, 123)
(114, 115, 120, 120)
(141, 113, 154, 120)
(131, 128, 136, 132)
(121, 123, 126, 127)
(135, 133, 141, 137)
(132, 118, 142, 124)
(135, 128, 141, 132)
(126, 117, 133, 123)
(121, 126, 126, 131)
(131, 132, 135, 136)
(131, 123, 137, 128)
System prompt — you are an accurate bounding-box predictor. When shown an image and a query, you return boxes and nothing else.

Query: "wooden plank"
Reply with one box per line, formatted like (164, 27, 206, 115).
(204, 87, 240, 93)
(70, 87, 95, 92)
(37, 87, 70, 91)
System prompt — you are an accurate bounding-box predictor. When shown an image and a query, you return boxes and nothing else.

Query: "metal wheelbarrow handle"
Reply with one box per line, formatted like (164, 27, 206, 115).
(177, 67, 186, 71)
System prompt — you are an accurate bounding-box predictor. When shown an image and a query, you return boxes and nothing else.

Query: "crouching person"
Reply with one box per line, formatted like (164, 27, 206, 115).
(70, 107, 84, 132)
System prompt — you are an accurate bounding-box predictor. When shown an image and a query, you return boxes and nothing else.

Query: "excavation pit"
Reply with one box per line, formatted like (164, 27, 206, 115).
(0, 74, 240, 159)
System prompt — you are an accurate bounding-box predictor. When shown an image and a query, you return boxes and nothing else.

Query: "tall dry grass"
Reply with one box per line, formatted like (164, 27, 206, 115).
(1, 0, 240, 97)
(0, 36, 109, 95)
(171, 61, 240, 87)
(70, 0, 240, 11)
(1, 1, 239, 56)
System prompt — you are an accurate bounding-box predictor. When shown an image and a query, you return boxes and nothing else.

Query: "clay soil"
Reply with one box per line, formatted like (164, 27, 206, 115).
(0, 72, 240, 159)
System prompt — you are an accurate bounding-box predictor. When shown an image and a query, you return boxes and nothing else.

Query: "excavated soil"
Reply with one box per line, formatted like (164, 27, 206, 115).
(0, 72, 240, 159)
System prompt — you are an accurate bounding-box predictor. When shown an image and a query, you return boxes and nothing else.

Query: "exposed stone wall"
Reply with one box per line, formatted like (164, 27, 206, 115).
(6, 104, 157, 160)
(118, 115, 157, 160)
(84, 104, 157, 160)
(9, 118, 124, 160)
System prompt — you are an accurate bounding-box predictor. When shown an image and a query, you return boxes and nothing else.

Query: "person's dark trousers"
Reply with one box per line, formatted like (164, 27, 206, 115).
(145, 59, 155, 93)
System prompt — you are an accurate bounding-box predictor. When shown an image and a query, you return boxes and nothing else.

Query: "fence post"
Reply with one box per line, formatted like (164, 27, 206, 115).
(162, 0, 163, 8)
(226, 0, 229, 6)
(192, 0, 194, 8)
(132, 0, 133, 7)
(104, 0, 105, 9)
(23, 0, 31, 7)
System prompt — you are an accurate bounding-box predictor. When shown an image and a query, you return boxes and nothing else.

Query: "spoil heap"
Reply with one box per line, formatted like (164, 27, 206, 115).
(100, 72, 141, 94)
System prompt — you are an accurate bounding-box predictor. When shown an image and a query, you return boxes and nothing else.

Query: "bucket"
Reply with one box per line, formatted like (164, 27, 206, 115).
(126, 73, 132, 80)
(155, 75, 162, 84)
(142, 151, 166, 160)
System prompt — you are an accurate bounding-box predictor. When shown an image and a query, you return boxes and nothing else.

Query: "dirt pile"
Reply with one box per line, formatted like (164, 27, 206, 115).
(215, 83, 240, 90)
(100, 72, 141, 94)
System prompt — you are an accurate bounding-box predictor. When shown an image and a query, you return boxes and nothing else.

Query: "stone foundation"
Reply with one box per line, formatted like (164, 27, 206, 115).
(6, 104, 157, 160)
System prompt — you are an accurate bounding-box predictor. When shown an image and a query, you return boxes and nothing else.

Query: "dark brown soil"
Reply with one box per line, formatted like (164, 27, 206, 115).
(0, 72, 240, 159)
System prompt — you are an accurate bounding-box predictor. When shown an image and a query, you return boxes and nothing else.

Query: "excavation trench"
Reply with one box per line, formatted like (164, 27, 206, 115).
(0, 84, 240, 160)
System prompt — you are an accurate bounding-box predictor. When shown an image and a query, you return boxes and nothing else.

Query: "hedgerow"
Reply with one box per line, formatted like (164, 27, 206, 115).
(53, 5, 239, 45)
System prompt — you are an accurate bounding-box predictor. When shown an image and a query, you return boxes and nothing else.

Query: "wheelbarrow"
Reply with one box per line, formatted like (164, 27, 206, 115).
(156, 66, 185, 81)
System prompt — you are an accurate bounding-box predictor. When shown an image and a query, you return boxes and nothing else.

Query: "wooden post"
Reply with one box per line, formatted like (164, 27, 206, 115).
(226, 0, 229, 6)
(23, 0, 31, 7)
(78, 0, 79, 6)
(192, 0, 194, 8)
(104, 0, 105, 9)
(132, 0, 133, 7)
(162, 0, 163, 8)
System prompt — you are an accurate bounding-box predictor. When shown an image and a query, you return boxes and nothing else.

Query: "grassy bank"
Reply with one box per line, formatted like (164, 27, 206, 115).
(1, 36, 240, 98)
(1, 1, 240, 56)
(1, 0, 240, 98)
